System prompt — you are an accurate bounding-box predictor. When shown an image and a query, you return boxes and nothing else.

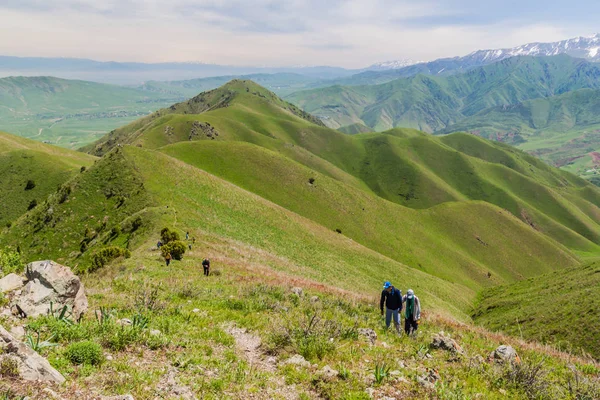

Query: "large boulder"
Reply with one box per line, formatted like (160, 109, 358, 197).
(0, 325, 65, 383)
(0, 273, 25, 293)
(14, 261, 87, 320)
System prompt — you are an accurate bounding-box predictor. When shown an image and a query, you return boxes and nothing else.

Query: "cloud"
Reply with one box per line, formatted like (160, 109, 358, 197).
(0, 0, 596, 67)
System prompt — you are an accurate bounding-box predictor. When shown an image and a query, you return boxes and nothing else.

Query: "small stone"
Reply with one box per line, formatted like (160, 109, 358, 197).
(291, 287, 303, 297)
(150, 329, 161, 336)
(389, 370, 401, 376)
(42, 388, 63, 400)
(106, 355, 114, 361)
(381, 341, 389, 348)
(192, 308, 200, 313)
(319, 365, 338, 379)
(117, 318, 132, 326)
(431, 331, 465, 355)
(100, 396, 135, 400)
(499, 389, 507, 396)
(489, 345, 520, 364)
(358, 328, 377, 345)
(310, 296, 320, 303)
(425, 353, 433, 359)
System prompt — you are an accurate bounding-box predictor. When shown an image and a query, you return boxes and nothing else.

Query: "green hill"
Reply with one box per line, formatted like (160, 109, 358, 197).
(440, 88, 600, 178)
(473, 261, 600, 359)
(286, 55, 600, 132)
(0, 131, 95, 228)
(84, 81, 600, 258)
(0, 76, 182, 148)
(2, 81, 600, 397)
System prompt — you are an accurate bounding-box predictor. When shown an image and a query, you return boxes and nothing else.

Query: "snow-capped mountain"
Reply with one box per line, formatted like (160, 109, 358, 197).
(463, 33, 600, 65)
(366, 59, 422, 71)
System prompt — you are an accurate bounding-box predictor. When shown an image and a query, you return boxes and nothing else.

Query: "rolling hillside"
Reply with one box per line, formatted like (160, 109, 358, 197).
(0, 76, 182, 148)
(286, 55, 600, 132)
(0, 131, 95, 228)
(473, 261, 600, 359)
(2, 81, 600, 397)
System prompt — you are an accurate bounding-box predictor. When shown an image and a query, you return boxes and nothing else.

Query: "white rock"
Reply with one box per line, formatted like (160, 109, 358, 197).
(9, 325, 25, 340)
(281, 354, 311, 368)
(0, 273, 25, 293)
(150, 329, 161, 336)
(0, 325, 65, 383)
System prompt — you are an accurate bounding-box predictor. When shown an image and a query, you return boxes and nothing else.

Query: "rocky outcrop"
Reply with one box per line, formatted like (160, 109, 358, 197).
(0, 325, 65, 383)
(12, 261, 88, 320)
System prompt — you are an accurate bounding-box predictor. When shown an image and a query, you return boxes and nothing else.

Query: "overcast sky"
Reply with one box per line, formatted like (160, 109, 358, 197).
(0, 0, 597, 68)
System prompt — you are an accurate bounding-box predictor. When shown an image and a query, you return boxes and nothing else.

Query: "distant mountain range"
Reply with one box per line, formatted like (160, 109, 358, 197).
(1, 33, 598, 85)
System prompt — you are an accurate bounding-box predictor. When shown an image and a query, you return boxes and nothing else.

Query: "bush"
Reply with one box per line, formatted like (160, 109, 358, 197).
(161, 241, 186, 260)
(27, 199, 38, 210)
(89, 246, 131, 272)
(25, 180, 36, 190)
(65, 341, 104, 366)
(0, 248, 22, 276)
(160, 227, 180, 244)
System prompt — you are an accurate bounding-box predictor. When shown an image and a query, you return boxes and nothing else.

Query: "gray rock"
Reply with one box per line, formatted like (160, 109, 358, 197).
(0, 273, 25, 293)
(310, 295, 320, 303)
(117, 318, 132, 326)
(489, 345, 520, 364)
(0, 325, 65, 383)
(14, 261, 88, 319)
(358, 328, 377, 345)
(291, 287, 303, 297)
(431, 331, 465, 355)
(281, 354, 311, 368)
(100, 396, 135, 400)
(150, 329, 161, 336)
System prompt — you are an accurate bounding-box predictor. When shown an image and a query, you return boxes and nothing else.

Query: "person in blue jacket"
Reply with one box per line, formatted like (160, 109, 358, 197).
(380, 281, 403, 334)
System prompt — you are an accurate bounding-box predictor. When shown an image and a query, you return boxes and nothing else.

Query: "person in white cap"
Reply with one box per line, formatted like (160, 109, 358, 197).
(402, 289, 421, 335)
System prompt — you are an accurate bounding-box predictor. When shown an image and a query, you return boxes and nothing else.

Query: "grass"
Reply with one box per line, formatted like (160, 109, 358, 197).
(0, 131, 95, 227)
(2, 247, 599, 399)
(473, 261, 600, 359)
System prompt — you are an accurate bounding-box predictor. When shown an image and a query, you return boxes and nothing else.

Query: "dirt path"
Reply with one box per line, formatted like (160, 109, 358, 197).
(225, 324, 276, 372)
(224, 323, 308, 400)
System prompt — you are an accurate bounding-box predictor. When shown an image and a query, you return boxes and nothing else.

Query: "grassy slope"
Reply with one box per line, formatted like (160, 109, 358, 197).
(83, 81, 600, 255)
(0, 76, 181, 148)
(473, 261, 600, 359)
(0, 131, 95, 227)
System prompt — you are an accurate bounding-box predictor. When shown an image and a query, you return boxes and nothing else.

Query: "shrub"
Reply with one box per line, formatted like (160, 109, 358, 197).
(27, 199, 38, 210)
(65, 341, 104, 366)
(0, 248, 22, 276)
(24, 180, 35, 190)
(80, 166, 86, 173)
(89, 246, 131, 272)
(308, 177, 315, 185)
(160, 227, 180, 244)
(0, 357, 19, 377)
(161, 241, 186, 260)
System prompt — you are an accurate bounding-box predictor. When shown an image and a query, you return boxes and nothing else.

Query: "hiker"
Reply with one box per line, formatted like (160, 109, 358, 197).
(186, 231, 189, 240)
(402, 289, 421, 336)
(157, 240, 163, 249)
(380, 281, 403, 334)
(165, 252, 172, 267)
(202, 258, 210, 276)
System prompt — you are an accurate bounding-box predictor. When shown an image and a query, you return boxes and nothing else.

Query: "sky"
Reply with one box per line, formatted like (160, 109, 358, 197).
(0, 0, 598, 68)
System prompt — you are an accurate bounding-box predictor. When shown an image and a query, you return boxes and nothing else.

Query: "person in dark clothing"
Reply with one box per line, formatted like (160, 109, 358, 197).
(165, 252, 172, 267)
(380, 281, 403, 334)
(402, 289, 421, 336)
(202, 258, 210, 276)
